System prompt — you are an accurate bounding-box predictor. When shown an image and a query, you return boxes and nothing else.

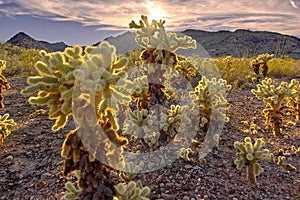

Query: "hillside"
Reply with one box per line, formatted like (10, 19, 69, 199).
(182, 29, 300, 59)
(6, 32, 68, 52)
(5, 29, 300, 59)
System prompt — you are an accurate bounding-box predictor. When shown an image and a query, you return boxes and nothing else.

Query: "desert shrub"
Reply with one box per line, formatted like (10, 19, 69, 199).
(0, 43, 39, 77)
(268, 57, 300, 78)
(213, 56, 252, 88)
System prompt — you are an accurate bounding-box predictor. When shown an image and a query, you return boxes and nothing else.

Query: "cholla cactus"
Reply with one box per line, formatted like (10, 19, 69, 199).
(189, 76, 231, 131)
(114, 180, 151, 200)
(61, 170, 81, 200)
(0, 113, 16, 143)
(287, 83, 300, 120)
(251, 78, 299, 135)
(162, 105, 191, 141)
(251, 53, 274, 82)
(129, 15, 196, 78)
(0, 60, 10, 108)
(119, 161, 143, 183)
(122, 109, 165, 150)
(21, 46, 84, 131)
(234, 137, 269, 184)
(131, 76, 150, 109)
(129, 15, 196, 53)
(179, 147, 195, 162)
(73, 41, 133, 130)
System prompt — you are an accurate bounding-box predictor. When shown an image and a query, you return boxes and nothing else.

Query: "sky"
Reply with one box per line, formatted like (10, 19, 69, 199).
(0, 0, 299, 46)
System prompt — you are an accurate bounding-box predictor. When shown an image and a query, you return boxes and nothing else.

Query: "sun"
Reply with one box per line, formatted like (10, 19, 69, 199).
(146, 1, 166, 21)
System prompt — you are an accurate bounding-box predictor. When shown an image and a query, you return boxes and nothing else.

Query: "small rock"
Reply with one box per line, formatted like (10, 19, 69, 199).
(182, 195, 190, 200)
(161, 193, 172, 199)
(184, 164, 193, 170)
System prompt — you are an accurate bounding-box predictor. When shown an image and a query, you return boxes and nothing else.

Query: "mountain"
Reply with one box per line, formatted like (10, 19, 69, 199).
(6, 30, 300, 59)
(103, 29, 300, 59)
(6, 32, 68, 52)
(182, 29, 300, 59)
(93, 31, 139, 55)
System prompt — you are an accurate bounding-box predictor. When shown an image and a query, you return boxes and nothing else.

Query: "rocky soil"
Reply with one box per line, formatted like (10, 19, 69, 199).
(0, 77, 299, 200)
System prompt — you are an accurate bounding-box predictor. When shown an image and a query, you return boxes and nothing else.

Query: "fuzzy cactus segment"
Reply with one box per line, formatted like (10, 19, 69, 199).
(21, 46, 84, 131)
(0, 113, 16, 143)
(73, 41, 133, 130)
(189, 76, 231, 131)
(129, 15, 196, 77)
(130, 15, 196, 52)
(251, 78, 299, 135)
(234, 137, 269, 184)
(114, 180, 151, 200)
(162, 105, 191, 141)
(122, 109, 165, 149)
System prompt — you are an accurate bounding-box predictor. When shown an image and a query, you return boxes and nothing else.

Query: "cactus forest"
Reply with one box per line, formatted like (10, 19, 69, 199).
(0, 15, 300, 200)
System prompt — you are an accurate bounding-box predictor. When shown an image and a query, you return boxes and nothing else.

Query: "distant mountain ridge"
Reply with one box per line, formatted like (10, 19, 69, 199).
(6, 32, 68, 52)
(182, 29, 300, 59)
(5, 30, 300, 59)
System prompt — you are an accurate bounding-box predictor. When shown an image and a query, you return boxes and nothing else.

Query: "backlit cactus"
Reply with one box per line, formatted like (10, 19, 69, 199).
(129, 15, 196, 78)
(0, 113, 16, 143)
(189, 76, 231, 131)
(114, 180, 151, 200)
(234, 137, 269, 184)
(251, 78, 299, 135)
(0, 60, 10, 108)
(251, 53, 274, 82)
(162, 105, 191, 142)
(21, 46, 84, 131)
(122, 109, 165, 150)
(287, 83, 300, 120)
(119, 161, 142, 183)
(73, 41, 133, 130)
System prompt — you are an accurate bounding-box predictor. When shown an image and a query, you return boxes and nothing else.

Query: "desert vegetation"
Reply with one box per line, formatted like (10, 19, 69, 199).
(0, 15, 299, 199)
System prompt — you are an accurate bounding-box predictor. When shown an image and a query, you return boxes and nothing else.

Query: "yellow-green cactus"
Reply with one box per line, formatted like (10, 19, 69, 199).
(251, 53, 274, 81)
(179, 147, 195, 162)
(143, 131, 160, 150)
(73, 41, 133, 130)
(0, 113, 16, 143)
(0, 60, 10, 108)
(234, 137, 269, 184)
(21, 46, 84, 131)
(114, 180, 151, 200)
(287, 83, 300, 120)
(251, 78, 299, 135)
(162, 105, 191, 141)
(123, 109, 164, 135)
(129, 15, 195, 52)
(189, 76, 231, 131)
(131, 75, 150, 109)
(129, 15, 196, 78)
(122, 109, 165, 150)
(119, 161, 142, 183)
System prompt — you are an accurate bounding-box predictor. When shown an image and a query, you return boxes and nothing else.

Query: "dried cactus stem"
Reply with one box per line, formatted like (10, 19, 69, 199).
(246, 164, 257, 184)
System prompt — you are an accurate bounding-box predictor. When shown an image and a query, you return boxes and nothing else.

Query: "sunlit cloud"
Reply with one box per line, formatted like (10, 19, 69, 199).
(0, 0, 299, 37)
